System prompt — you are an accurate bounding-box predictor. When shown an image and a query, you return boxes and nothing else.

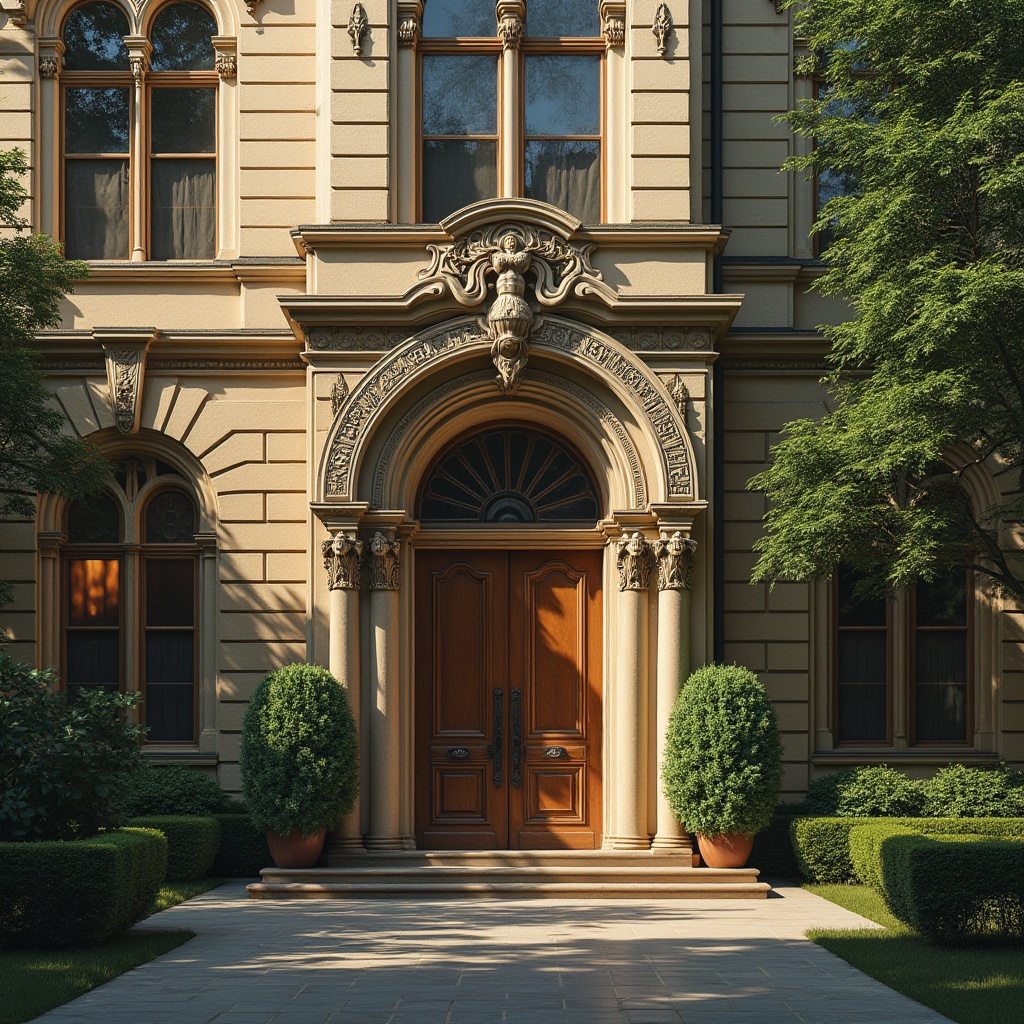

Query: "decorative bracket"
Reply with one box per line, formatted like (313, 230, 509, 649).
(348, 2, 369, 55)
(652, 3, 673, 57)
(617, 532, 655, 591)
(212, 36, 237, 79)
(397, 0, 422, 47)
(97, 327, 157, 434)
(599, 0, 625, 50)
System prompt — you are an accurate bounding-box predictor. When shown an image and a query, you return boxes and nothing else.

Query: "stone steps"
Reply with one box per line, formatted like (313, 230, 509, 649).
(247, 851, 770, 900)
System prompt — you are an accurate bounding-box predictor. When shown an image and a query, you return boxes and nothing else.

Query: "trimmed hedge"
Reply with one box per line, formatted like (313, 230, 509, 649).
(0, 827, 166, 948)
(127, 816, 219, 882)
(210, 813, 272, 878)
(848, 821, 920, 890)
(792, 816, 1024, 882)
(878, 832, 1024, 944)
(117, 764, 236, 818)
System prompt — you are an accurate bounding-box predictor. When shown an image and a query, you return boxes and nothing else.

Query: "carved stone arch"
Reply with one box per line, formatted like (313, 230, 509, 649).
(37, 0, 137, 37)
(138, 0, 237, 41)
(317, 314, 698, 509)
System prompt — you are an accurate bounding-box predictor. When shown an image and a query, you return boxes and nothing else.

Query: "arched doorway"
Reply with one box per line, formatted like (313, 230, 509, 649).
(413, 426, 604, 850)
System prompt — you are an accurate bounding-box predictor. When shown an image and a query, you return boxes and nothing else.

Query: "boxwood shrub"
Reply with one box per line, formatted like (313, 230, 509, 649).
(127, 816, 219, 881)
(920, 763, 1024, 817)
(848, 821, 920, 890)
(877, 832, 1024, 944)
(210, 813, 272, 878)
(804, 765, 924, 817)
(0, 827, 166, 948)
(117, 764, 236, 818)
(791, 816, 1024, 882)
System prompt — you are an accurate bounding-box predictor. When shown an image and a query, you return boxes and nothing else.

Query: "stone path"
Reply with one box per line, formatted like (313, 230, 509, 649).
(35, 882, 952, 1024)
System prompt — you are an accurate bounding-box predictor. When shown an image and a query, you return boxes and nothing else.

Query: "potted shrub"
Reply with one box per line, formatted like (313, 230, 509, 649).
(662, 664, 783, 868)
(240, 663, 358, 868)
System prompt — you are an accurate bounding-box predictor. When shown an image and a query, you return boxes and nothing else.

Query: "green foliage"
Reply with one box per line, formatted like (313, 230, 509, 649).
(0, 151, 106, 610)
(662, 664, 783, 838)
(791, 816, 1024, 883)
(849, 821, 921, 890)
(754, 1, 1024, 601)
(0, 653, 145, 841)
(749, 808, 804, 877)
(0, 828, 167, 948)
(240, 663, 359, 838)
(805, 765, 925, 817)
(878, 833, 1024, 945)
(922, 763, 1024, 817)
(210, 813, 272, 877)
(126, 816, 219, 882)
(117, 764, 236, 818)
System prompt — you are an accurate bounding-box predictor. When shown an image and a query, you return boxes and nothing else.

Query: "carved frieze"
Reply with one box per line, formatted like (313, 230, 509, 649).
(608, 327, 714, 352)
(655, 531, 697, 591)
(307, 327, 401, 351)
(366, 532, 400, 591)
(348, 3, 369, 55)
(323, 533, 362, 590)
(617, 532, 654, 592)
(653, 3, 673, 56)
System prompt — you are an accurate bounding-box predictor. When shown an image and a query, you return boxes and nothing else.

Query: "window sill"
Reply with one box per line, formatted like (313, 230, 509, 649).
(812, 749, 1001, 766)
(141, 749, 218, 766)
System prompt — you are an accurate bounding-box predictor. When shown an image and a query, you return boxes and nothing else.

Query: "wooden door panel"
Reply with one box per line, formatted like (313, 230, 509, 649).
(415, 551, 508, 849)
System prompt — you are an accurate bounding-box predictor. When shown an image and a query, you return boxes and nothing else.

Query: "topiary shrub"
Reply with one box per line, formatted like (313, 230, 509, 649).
(919, 763, 1024, 818)
(804, 765, 924, 817)
(240, 663, 358, 838)
(126, 815, 219, 881)
(210, 814, 272, 877)
(662, 664, 783, 838)
(117, 764, 236, 818)
(0, 827, 166, 948)
(0, 652, 145, 841)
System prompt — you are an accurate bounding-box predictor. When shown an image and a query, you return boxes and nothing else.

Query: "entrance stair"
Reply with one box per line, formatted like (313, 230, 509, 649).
(246, 850, 770, 900)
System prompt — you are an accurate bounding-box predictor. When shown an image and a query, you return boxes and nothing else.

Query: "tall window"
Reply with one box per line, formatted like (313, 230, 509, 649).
(61, 1, 217, 260)
(834, 569, 972, 746)
(63, 458, 199, 743)
(420, 0, 602, 223)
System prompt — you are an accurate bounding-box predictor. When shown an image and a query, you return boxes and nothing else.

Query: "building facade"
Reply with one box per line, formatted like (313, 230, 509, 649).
(1, 0, 1021, 852)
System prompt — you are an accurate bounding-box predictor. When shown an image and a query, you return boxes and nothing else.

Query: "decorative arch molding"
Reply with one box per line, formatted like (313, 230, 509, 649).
(317, 314, 698, 508)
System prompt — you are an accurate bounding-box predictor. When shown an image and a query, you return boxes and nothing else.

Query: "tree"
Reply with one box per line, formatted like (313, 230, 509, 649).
(751, 0, 1024, 602)
(0, 150, 108, 610)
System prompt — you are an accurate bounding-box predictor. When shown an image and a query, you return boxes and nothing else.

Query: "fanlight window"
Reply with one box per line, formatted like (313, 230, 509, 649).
(418, 427, 600, 523)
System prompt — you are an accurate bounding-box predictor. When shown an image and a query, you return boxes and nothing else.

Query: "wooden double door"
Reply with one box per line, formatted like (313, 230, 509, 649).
(415, 549, 602, 849)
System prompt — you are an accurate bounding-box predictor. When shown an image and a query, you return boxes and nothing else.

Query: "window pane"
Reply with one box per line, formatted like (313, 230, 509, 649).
(837, 630, 886, 685)
(837, 683, 887, 743)
(915, 631, 967, 743)
(145, 490, 197, 543)
(836, 567, 887, 626)
(526, 0, 600, 37)
(150, 2, 216, 70)
(144, 684, 194, 741)
(836, 630, 887, 744)
(151, 89, 215, 153)
(423, 56, 497, 135)
(66, 630, 120, 685)
(68, 559, 120, 626)
(63, 2, 129, 70)
(146, 559, 195, 626)
(422, 0, 494, 36)
(146, 630, 194, 684)
(525, 56, 600, 136)
(65, 88, 130, 154)
(916, 574, 967, 627)
(65, 159, 129, 257)
(423, 140, 497, 221)
(68, 492, 121, 544)
(524, 140, 600, 222)
(151, 158, 215, 259)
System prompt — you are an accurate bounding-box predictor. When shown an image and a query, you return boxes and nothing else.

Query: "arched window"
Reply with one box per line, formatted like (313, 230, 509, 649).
(417, 426, 600, 523)
(61, 1, 218, 260)
(63, 457, 200, 743)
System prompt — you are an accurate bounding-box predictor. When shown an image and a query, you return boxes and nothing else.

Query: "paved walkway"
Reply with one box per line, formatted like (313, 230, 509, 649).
(36, 882, 951, 1024)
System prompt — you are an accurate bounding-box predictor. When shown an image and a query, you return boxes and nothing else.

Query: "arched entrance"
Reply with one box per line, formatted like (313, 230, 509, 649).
(413, 426, 603, 850)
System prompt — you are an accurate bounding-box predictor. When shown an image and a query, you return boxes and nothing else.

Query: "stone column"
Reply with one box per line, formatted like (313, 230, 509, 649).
(496, 0, 524, 196)
(36, 531, 65, 672)
(323, 533, 363, 851)
(609, 532, 654, 849)
(653, 531, 697, 849)
(124, 37, 152, 262)
(365, 531, 402, 849)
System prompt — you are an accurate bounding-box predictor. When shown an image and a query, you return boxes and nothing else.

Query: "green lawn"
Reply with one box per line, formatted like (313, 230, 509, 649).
(0, 879, 221, 1024)
(807, 884, 1024, 1024)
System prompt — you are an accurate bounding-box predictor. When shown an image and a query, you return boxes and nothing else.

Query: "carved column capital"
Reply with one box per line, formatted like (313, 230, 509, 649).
(38, 38, 65, 79)
(496, 0, 525, 50)
(212, 36, 237, 79)
(124, 36, 152, 83)
(97, 328, 157, 434)
(600, 0, 625, 49)
(323, 533, 362, 590)
(655, 531, 697, 591)
(616, 532, 655, 591)
(397, 0, 422, 46)
(366, 531, 400, 591)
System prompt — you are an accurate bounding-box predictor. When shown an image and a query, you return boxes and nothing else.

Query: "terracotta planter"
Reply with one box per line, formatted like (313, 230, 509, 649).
(266, 827, 326, 868)
(696, 832, 754, 868)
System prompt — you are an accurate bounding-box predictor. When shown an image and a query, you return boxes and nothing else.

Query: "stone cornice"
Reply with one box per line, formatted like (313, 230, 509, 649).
(71, 261, 305, 285)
